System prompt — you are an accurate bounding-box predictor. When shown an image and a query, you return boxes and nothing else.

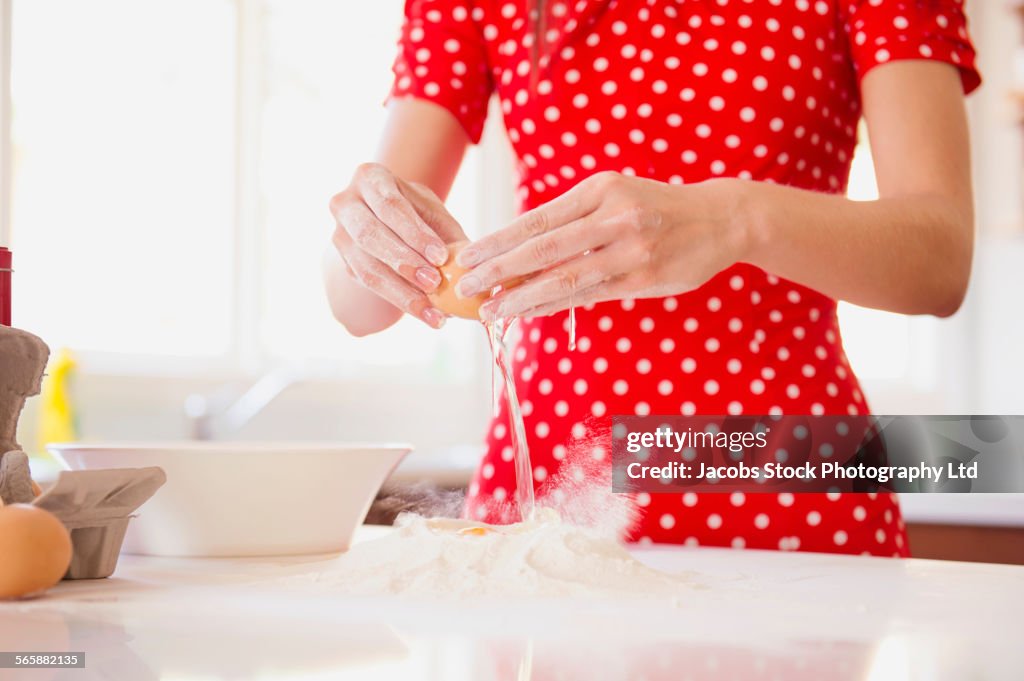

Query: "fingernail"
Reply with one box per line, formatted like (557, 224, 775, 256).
(479, 301, 499, 322)
(423, 307, 446, 328)
(426, 244, 449, 267)
(456, 274, 481, 298)
(456, 248, 481, 267)
(415, 267, 442, 290)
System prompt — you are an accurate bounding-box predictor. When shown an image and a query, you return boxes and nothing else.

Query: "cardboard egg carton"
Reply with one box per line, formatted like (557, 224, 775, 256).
(34, 466, 166, 579)
(1, 325, 166, 579)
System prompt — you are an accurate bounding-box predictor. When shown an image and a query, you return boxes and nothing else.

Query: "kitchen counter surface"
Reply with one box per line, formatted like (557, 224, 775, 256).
(5, 525, 1023, 681)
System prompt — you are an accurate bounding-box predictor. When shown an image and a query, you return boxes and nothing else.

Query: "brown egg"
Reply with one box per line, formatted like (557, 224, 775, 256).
(0, 504, 73, 600)
(428, 241, 491, 320)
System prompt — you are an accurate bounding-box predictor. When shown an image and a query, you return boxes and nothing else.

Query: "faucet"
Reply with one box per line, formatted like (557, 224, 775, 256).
(184, 366, 304, 440)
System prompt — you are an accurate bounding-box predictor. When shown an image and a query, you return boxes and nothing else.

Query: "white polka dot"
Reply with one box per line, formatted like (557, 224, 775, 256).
(834, 530, 848, 546)
(660, 513, 676, 529)
(707, 513, 723, 529)
(613, 380, 629, 395)
(754, 513, 770, 529)
(657, 379, 673, 396)
(853, 506, 867, 521)
(806, 511, 822, 526)
(534, 466, 547, 482)
(704, 380, 719, 395)
(778, 493, 794, 507)
(591, 401, 606, 417)
(683, 492, 698, 507)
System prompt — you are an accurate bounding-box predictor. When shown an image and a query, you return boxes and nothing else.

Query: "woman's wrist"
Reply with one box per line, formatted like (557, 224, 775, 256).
(689, 177, 769, 269)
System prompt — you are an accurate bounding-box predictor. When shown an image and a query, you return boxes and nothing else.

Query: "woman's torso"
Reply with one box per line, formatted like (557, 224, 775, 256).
(430, 0, 926, 556)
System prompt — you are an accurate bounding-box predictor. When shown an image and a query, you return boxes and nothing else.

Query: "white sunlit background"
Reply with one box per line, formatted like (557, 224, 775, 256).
(3, 0, 1023, 459)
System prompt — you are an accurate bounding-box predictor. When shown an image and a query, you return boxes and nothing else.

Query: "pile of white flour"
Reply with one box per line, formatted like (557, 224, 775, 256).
(298, 510, 690, 599)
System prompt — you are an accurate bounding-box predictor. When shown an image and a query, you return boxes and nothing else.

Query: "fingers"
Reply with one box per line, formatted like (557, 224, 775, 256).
(335, 200, 443, 292)
(341, 245, 445, 329)
(402, 181, 468, 245)
(455, 212, 616, 298)
(478, 242, 633, 321)
(455, 174, 604, 268)
(358, 168, 448, 261)
(518, 279, 625, 318)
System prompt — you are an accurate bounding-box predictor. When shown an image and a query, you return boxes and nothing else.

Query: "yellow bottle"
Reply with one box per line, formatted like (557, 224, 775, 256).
(38, 348, 78, 449)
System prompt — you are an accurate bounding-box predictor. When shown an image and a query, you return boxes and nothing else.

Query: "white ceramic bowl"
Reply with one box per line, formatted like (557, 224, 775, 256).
(48, 442, 411, 557)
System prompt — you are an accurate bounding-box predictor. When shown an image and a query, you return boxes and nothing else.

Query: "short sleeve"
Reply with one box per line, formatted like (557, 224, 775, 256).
(842, 0, 981, 95)
(389, 0, 494, 143)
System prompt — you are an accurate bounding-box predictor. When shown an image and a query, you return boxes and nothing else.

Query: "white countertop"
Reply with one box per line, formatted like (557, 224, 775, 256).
(4, 525, 1023, 681)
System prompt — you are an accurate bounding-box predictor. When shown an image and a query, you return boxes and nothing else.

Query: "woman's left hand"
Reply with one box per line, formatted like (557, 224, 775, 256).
(453, 172, 754, 321)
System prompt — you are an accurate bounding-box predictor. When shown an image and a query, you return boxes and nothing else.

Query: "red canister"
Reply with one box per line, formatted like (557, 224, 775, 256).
(0, 247, 11, 326)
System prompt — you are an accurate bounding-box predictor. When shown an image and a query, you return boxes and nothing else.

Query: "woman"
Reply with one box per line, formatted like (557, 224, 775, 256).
(325, 0, 979, 556)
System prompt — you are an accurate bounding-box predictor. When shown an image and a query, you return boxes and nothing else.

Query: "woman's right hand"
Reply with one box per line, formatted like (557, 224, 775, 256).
(329, 162, 467, 329)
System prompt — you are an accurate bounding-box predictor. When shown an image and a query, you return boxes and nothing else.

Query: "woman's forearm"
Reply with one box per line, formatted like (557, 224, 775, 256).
(325, 99, 471, 336)
(740, 181, 973, 317)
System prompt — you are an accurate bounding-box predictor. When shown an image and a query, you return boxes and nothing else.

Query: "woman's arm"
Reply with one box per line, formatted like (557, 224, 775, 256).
(747, 61, 973, 317)
(324, 98, 472, 336)
(455, 61, 973, 321)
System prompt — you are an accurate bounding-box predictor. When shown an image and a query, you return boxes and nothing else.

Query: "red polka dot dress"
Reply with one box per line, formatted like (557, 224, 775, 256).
(390, 0, 980, 557)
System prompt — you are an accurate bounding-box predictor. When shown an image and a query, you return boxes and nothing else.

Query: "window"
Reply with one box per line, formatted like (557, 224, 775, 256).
(7, 0, 491, 384)
(10, 0, 237, 360)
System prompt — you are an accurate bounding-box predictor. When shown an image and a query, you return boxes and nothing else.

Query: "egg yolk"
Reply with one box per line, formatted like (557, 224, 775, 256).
(457, 526, 492, 536)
